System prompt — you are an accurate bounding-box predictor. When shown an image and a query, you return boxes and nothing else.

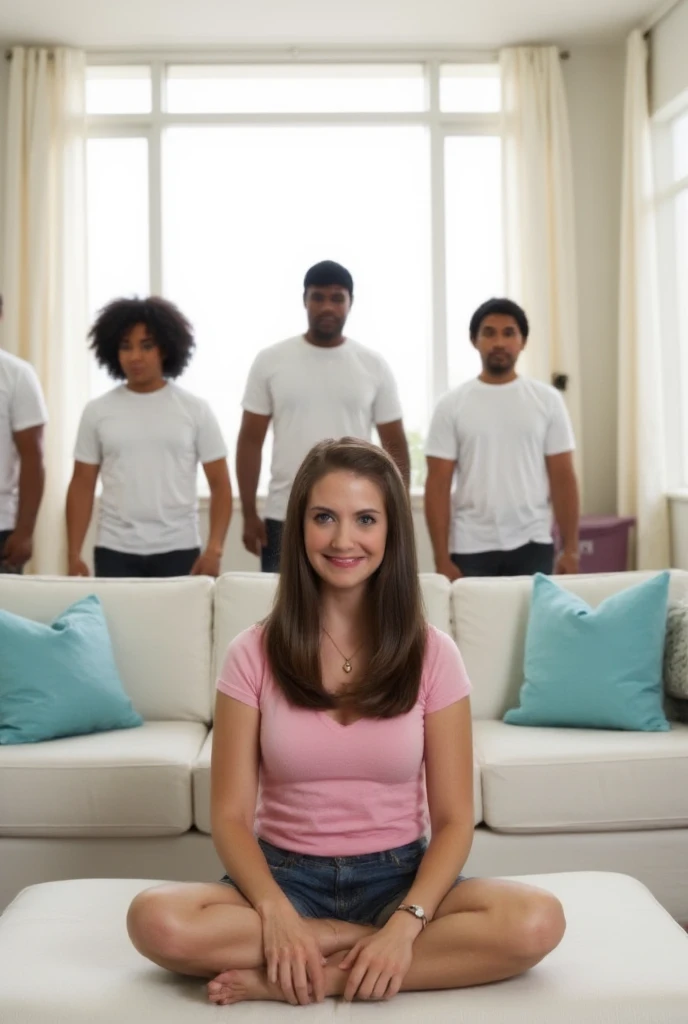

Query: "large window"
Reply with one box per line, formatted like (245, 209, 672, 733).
(655, 107, 688, 488)
(85, 59, 504, 490)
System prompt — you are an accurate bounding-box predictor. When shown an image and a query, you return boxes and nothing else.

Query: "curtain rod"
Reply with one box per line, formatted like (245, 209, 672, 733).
(6, 46, 570, 62)
(5, 49, 55, 60)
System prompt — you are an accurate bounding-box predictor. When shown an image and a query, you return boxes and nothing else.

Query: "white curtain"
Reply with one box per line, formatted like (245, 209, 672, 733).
(3, 47, 90, 574)
(500, 47, 583, 490)
(617, 31, 670, 570)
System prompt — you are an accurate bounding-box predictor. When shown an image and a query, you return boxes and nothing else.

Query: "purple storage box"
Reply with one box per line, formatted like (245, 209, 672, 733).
(554, 515, 636, 573)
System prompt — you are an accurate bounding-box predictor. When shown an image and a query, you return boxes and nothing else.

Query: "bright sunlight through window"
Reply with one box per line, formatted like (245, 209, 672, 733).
(86, 61, 503, 491)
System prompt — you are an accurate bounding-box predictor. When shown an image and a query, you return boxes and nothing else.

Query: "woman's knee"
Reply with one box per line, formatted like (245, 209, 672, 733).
(503, 891, 566, 966)
(127, 886, 189, 963)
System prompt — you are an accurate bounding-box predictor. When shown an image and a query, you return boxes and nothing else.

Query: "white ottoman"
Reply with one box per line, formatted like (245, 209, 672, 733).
(1, 872, 687, 1023)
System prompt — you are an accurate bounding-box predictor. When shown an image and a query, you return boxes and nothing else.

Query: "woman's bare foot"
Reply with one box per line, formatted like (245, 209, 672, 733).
(205, 922, 373, 1004)
(207, 968, 287, 1005)
(207, 959, 348, 1006)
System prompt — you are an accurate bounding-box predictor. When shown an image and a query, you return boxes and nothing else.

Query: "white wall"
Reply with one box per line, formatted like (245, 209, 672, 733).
(563, 45, 625, 516)
(651, 0, 688, 115)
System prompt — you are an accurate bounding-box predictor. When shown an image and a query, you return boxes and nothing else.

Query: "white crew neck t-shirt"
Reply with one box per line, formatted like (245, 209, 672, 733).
(425, 376, 575, 554)
(241, 336, 403, 521)
(0, 350, 48, 531)
(74, 383, 227, 555)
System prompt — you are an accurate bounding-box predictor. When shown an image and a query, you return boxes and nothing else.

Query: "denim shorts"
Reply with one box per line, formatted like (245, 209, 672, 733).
(219, 836, 464, 926)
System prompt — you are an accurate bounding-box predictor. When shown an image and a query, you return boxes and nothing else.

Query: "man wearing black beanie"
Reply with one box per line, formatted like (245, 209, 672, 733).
(236, 261, 410, 572)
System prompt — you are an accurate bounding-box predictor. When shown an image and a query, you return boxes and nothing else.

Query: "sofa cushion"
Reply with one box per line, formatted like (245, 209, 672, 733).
(419, 573, 452, 634)
(664, 599, 688, 703)
(474, 719, 688, 832)
(3, 873, 688, 1023)
(453, 571, 688, 721)
(193, 728, 483, 834)
(0, 721, 207, 837)
(192, 730, 213, 834)
(0, 576, 214, 722)
(213, 573, 277, 683)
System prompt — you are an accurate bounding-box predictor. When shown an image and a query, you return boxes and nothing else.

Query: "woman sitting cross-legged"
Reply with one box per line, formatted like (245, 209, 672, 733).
(126, 437, 565, 1006)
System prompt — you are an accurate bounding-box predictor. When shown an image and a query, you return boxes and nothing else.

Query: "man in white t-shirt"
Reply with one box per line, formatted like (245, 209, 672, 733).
(425, 297, 580, 579)
(66, 297, 232, 578)
(236, 261, 410, 572)
(0, 295, 48, 574)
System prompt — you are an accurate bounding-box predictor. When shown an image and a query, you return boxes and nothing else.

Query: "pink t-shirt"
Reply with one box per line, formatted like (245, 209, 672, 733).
(216, 623, 472, 856)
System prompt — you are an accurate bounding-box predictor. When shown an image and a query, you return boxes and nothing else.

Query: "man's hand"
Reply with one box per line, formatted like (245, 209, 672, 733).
(435, 556, 462, 582)
(1, 531, 33, 570)
(555, 551, 580, 575)
(67, 555, 90, 577)
(191, 549, 223, 577)
(242, 514, 268, 557)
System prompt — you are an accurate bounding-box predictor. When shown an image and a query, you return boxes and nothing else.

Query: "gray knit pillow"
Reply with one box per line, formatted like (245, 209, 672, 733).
(663, 600, 688, 710)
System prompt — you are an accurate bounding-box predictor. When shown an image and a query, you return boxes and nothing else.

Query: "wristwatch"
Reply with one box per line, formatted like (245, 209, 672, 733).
(394, 903, 428, 929)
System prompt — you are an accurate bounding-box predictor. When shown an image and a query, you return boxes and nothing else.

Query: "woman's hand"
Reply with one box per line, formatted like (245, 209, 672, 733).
(339, 912, 420, 1002)
(260, 902, 326, 1005)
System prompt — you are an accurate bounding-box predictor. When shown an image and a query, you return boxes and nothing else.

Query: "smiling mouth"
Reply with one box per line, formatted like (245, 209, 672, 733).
(325, 556, 364, 567)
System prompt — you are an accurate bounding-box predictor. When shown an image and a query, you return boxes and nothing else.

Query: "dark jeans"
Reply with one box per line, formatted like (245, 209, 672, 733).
(0, 530, 23, 574)
(94, 546, 201, 578)
(261, 518, 284, 573)
(219, 837, 464, 925)
(451, 542, 555, 578)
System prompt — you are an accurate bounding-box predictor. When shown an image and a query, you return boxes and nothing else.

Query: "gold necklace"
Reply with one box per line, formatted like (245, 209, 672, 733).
(321, 628, 364, 674)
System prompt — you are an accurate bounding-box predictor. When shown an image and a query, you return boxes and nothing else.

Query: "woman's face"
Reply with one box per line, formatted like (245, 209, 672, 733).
(304, 470, 388, 593)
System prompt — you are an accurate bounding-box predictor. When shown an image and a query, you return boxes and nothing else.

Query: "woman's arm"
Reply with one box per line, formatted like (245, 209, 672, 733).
(211, 690, 326, 1004)
(337, 696, 475, 1000)
(210, 691, 290, 912)
(401, 696, 475, 920)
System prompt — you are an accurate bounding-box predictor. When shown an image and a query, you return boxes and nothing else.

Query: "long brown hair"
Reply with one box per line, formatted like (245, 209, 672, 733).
(264, 438, 427, 718)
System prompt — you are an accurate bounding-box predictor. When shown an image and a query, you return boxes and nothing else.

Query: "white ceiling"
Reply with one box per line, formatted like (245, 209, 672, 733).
(0, 0, 665, 50)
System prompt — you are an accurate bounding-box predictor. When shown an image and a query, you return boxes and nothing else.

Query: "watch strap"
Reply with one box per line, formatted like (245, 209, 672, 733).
(394, 903, 428, 930)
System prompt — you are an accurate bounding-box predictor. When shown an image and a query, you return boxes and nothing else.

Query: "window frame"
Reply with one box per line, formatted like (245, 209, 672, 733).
(85, 51, 503, 490)
(653, 103, 688, 491)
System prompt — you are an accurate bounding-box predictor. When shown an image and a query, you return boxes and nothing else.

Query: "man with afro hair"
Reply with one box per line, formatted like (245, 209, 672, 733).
(66, 296, 232, 577)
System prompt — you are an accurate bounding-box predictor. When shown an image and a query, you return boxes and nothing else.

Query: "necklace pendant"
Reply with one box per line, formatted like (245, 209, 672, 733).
(343, 660, 352, 673)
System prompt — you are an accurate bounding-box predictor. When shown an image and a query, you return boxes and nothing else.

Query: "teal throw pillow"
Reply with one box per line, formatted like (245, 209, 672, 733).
(0, 594, 143, 744)
(504, 572, 671, 731)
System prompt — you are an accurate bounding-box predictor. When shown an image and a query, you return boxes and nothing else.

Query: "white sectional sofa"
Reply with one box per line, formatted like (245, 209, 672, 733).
(2, 569, 688, 924)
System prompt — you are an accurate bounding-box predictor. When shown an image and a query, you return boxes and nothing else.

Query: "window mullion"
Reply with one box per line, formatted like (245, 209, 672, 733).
(149, 61, 164, 295)
(429, 59, 449, 411)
